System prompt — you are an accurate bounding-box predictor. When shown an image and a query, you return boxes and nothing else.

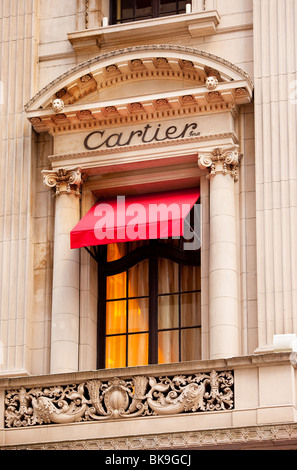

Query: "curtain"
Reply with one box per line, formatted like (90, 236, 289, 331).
(105, 243, 201, 368)
(158, 260, 201, 363)
(106, 243, 149, 368)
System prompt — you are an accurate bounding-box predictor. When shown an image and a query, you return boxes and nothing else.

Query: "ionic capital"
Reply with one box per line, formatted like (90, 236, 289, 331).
(198, 146, 242, 181)
(41, 168, 87, 197)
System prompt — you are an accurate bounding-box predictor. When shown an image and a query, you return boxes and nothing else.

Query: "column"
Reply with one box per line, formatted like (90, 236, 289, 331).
(199, 147, 241, 359)
(42, 168, 85, 374)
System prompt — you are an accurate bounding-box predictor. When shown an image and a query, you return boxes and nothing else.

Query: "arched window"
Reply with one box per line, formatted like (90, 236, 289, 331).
(96, 237, 201, 369)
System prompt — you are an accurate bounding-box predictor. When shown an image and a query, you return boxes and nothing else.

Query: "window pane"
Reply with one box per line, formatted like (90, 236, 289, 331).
(181, 328, 201, 362)
(181, 265, 201, 292)
(136, 0, 152, 18)
(106, 271, 127, 300)
(178, 0, 187, 11)
(128, 260, 149, 297)
(158, 294, 179, 329)
(128, 298, 149, 332)
(159, 0, 177, 14)
(158, 259, 179, 294)
(106, 335, 126, 368)
(107, 243, 127, 262)
(128, 333, 149, 366)
(129, 239, 150, 251)
(181, 292, 201, 327)
(158, 330, 179, 363)
(120, 0, 134, 20)
(106, 300, 126, 334)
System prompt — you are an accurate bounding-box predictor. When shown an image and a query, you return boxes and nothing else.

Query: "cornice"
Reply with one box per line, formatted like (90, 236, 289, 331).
(48, 132, 239, 164)
(0, 352, 293, 390)
(2, 423, 297, 450)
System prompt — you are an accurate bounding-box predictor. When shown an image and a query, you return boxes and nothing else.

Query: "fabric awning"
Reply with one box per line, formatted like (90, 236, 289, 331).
(70, 187, 200, 249)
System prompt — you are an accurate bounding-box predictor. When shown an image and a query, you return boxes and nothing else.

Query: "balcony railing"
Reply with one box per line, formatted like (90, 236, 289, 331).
(4, 368, 234, 428)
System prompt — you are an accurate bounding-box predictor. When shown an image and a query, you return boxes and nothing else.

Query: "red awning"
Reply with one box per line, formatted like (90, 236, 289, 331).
(70, 188, 200, 249)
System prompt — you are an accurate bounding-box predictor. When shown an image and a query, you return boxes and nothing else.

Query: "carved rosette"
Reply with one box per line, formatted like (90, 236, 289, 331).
(4, 370, 234, 428)
(198, 146, 242, 181)
(41, 168, 87, 197)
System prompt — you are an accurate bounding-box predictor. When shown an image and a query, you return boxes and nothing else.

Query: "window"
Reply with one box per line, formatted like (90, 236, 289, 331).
(96, 237, 201, 369)
(110, 0, 189, 24)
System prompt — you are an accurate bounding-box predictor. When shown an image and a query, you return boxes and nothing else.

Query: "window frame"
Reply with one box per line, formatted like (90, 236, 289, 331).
(110, 0, 189, 25)
(95, 238, 201, 369)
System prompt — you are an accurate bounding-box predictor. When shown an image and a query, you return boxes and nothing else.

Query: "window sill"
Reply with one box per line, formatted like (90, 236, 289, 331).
(68, 11, 221, 53)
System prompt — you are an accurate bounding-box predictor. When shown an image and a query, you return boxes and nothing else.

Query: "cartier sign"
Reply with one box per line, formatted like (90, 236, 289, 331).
(84, 121, 200, 151)
(52, 113, 235, 156)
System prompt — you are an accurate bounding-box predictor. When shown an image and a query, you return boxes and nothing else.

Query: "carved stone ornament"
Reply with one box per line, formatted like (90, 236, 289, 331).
(198, 146, 242, 181)
(52, 98, 65, 113)
(205, 76, 219, 90)
(41, 168, 87, 197)
(4, 370, 234, 428)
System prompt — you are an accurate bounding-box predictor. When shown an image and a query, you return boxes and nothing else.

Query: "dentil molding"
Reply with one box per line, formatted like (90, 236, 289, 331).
(2, 423, 297, 450)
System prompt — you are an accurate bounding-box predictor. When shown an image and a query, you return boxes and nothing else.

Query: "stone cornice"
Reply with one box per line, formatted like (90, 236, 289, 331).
(26, 84, 249, 136)
(2, 423, 297, 450)
(68, 11, 222, 54)
(48, 132, 239, 165)
(0, 352, 293, 390)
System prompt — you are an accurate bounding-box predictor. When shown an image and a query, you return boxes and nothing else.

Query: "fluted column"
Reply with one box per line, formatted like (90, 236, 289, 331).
(199, 147, 241, 359)
(42, 168, 86, 373)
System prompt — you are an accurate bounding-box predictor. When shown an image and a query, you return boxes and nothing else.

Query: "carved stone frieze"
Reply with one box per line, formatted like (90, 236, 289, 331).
(41, 167, 87, 197)
(4, 370, 234, 428)
(198, 146, 242, 181)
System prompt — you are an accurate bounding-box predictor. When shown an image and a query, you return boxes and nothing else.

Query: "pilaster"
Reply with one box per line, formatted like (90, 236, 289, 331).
(253, 0, 297, 351)
(0, 0, 39, 376)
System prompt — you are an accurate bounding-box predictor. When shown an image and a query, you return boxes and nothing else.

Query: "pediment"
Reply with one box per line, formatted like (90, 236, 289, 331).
(25, 45, 253, 135)
(79, 76, 203, 104)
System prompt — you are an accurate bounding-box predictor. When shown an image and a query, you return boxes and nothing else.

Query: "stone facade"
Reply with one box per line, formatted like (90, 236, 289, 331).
(1, 0, 297, 450)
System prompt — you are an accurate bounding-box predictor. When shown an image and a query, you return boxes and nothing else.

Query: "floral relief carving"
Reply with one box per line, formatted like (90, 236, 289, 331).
(198, 146, 243, 181)
(4, 370, 234, 428)
(41, 168, 87, 197)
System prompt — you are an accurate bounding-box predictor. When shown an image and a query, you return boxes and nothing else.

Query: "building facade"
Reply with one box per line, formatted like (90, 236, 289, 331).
(1, 0, 297, 450)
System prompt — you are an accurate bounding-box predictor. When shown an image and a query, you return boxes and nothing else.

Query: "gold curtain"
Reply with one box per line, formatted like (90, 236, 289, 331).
(106, 243, 149, 368)
(105, 244, 201, 368)
(158, 261, 201, 363)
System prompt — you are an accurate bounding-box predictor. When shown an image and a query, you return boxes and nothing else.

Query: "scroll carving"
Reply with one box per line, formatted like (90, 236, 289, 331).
(4, 370, 234, 428)
(198, 146, 242, 181)
(41, 167, 87, 197)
